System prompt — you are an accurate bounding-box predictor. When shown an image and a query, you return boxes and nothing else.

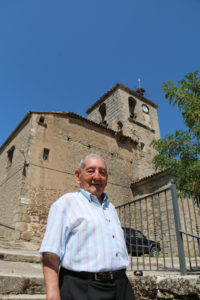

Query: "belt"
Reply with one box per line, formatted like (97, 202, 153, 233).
(60, 267, 126, 282)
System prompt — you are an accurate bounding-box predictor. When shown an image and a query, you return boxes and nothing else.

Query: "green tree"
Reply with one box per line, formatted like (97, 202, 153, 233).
(151, 71, 200, 191)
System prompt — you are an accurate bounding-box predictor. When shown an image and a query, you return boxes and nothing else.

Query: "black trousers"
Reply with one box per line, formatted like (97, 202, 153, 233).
(59, 269, 134, 300)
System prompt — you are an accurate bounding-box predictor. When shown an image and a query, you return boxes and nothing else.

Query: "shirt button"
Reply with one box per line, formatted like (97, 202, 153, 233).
(112, 235, 115, 238)
(116, 253, 118, 257)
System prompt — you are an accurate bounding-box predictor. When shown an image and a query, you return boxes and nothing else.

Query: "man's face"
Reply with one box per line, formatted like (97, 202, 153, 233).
(75, 157, 108, 201)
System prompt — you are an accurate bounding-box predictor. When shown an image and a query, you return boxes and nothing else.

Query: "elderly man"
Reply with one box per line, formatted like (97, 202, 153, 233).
(40, 153, 134, 300)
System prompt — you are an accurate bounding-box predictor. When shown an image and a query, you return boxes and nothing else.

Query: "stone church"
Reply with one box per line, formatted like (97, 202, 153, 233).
(0, 83, 168, 246)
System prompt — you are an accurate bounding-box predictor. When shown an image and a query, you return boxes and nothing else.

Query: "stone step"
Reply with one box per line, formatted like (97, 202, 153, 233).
(0, 240, 41, 264)
(0, 239, 40, 251)
(0, 274, 45, 295)
(0, 295, 46, 300)
(0, 248, 41, 264)
(0, 258, 44, 296)
(0, 260, 43, 277)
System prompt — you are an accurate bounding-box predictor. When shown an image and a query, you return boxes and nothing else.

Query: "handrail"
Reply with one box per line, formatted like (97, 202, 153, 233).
(179, 230, 200, 240)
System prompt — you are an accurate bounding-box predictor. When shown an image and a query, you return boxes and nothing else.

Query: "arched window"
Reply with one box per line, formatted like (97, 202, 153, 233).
(128, 97, 136, 118)
(38, 115, 47, 128)
(99, 103, 107, 125)
(7, 146, 15, 166)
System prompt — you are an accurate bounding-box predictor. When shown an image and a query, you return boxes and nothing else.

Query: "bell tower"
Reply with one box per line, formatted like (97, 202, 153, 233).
(86, 83, 160, 180)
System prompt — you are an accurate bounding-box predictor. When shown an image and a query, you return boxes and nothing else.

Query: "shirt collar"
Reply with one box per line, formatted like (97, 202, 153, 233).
(79, 188, 109, 207)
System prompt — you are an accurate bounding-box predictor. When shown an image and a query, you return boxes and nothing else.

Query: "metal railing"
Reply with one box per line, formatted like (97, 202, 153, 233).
(116, 183, 200, 275)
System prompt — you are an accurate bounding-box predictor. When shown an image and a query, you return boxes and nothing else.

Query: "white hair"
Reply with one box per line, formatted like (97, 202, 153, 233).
(78, 153, 107, 171)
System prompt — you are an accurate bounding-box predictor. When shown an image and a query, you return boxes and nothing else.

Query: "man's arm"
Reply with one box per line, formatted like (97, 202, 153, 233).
(43, 252, 60, 300)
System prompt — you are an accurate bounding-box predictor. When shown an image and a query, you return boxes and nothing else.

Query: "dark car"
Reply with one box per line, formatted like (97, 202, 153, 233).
(122, 227, 161, 257)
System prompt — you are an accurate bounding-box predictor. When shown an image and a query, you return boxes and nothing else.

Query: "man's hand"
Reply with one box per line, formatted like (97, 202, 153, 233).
(42, 252, 60, 300)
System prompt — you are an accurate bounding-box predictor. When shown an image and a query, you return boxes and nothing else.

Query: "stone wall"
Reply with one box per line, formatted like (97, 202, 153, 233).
(128, 274, 200, 300)
(115, 88, 160, 180)
(0, 117, 32, 240)
(87, 89, 123, 125)
(13, 112, 138, 243)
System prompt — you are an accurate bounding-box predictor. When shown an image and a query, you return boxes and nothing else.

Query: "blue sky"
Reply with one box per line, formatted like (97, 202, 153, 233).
(0, 0, 199, 146)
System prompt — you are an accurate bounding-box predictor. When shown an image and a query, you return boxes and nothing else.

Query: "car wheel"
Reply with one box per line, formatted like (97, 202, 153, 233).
(150, 246, 159, 257)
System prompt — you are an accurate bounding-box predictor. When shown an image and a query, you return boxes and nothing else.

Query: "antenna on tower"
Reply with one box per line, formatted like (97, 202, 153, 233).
(136, 78, 146, 96)
(138, 78, 141, 89)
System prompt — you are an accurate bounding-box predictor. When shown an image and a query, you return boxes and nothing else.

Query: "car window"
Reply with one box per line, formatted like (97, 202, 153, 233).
(136, 231, 144, 239)
(123, 228, 146, 239)
(130, 230, 135, 238)
(123, 228, 134, 237)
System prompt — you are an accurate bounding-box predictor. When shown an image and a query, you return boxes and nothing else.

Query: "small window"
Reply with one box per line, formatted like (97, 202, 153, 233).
(43, 148, 50, 161)
(129, 97, 136, 118)
(7, 146, 15, 165)
(99, 103, 107, 125)
(39, 116, 45, 124)
(38, 116, 47, 128)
